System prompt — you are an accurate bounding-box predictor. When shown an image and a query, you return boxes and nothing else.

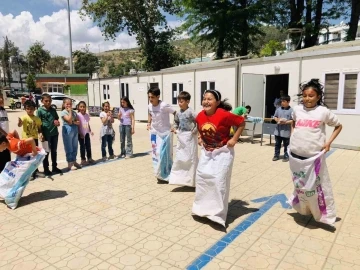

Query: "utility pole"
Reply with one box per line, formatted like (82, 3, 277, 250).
(67, 0, 74, 74)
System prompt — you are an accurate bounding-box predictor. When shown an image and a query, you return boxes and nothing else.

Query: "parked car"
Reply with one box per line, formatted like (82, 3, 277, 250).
(40, 95, 80, 110)
(1, 90, 22, 109)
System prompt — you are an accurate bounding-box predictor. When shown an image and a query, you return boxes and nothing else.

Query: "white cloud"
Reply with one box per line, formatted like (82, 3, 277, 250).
(0, 10, 185, 59)
(0, 10, 138, 58)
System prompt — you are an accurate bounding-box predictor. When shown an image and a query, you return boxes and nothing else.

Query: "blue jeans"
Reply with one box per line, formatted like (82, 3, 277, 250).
(62, 125, 78, 162)
(119, 125, 133, 156)
(101, 134, 114, 157)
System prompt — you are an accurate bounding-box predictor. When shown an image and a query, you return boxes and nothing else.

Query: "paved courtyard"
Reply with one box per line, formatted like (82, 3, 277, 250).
(0, 110, 359, 270)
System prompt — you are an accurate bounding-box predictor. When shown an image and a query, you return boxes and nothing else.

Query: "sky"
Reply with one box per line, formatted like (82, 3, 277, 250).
(0, 0, 182, 57)
(0, 1, 346, 58)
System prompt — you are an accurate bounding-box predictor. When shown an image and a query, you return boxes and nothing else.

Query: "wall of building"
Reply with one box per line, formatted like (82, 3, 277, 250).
(241, 60, 301, 101)
(162, 71, 195, 110)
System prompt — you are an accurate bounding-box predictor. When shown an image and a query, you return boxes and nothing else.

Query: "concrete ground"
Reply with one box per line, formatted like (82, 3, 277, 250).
(0, 110, 359, 270)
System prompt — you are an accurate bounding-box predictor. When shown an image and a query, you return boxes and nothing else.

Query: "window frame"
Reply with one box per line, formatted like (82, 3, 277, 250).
(171, 82, 184, 105)
(323, 71, 360, 114)
(200, 81, 216, 105)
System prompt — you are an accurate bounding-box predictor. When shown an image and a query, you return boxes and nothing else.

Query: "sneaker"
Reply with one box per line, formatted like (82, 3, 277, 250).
(81, 160, 88, 166)
(272, 156, 280, 161)
(118, 154, 125, 159)
(73, 162, 82, 169)
(45, 169, 53, 176)
(283, 156, 289, 162)
(102, 157, 107, 162)
(108, 155, 116, 160)
(52, 167, 62, 174)
(125, 155, 133, 159)
(88, 158, 95, 164)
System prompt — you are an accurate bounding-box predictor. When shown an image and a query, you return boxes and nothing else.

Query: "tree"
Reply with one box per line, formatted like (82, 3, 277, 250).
(286, 0, 347, 49)
(73, 46, 99, 75)
(177, 0, 278, 59)
(346, 0, 360, 41)
(0, 37, 20, 85)
(27, 41, 51, 73)
(253, 26, 288, 54)
(26, 73, 36, 91)
(80, 0, 185, 71)
(260, 40, 285, 57)
(46, 55, 66, 73)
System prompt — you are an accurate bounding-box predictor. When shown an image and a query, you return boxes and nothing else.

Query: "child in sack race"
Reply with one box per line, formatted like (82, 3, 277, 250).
(288, 78, 342, 227)
(192, 89, 245, 227)
(169, 91, 198, 187)
(147, 87, 176, 182)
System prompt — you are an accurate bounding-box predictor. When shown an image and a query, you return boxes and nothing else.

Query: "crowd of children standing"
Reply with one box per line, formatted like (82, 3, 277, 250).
(0, 78, 343, 228)
(0, 93, 136, 178)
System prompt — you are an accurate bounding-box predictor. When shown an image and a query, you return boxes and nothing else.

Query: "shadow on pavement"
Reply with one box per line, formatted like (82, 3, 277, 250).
(17, 190, 68, 208)
(171, 186, 195, 193)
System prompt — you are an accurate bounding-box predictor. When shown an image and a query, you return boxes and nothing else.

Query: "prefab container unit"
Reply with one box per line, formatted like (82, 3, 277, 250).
(87, 77, 121, 116)
(239, 40, 360, 150)
(138, 58, 240, 113)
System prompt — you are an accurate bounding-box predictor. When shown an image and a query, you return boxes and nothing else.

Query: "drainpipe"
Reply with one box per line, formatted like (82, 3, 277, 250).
(298, 57, 303, 105)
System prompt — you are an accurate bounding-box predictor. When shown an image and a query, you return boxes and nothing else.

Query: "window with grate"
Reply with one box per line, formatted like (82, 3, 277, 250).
(343, 74, 357, 109)
(324, 73, 340, 110)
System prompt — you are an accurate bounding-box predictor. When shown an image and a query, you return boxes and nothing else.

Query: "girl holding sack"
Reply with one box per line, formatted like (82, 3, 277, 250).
(192, 89, 245, 227)
(288, 79, 342, 227)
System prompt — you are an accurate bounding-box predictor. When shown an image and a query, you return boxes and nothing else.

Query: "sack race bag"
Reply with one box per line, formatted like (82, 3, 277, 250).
(288, 150, 336, 226)
(192, 146, 234, 227)
(169, 131, 198, 187)
(0, 149, 46, 209)
(150, 131, 173, 181)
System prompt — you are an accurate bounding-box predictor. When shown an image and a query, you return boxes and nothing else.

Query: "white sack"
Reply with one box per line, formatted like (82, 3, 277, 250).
(0, 149, 46, 209)
(150, 131, 173, 181)
(169, 131, 198, 187)
(192, 146, 234, 227)
(288, 150, 336, 226)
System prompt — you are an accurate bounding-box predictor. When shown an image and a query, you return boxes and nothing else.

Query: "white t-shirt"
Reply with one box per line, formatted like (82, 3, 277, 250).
(290, 105, 341, 158)
(148, 101, 175, 133)
(0, 107, 9, 133)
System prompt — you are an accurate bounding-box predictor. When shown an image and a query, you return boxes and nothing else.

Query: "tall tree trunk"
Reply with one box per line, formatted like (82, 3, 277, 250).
(347, 0, 360, 41)
(289, 0, 305, 50)
(304, 0, 324, 48)
(216, 36, 225, 59)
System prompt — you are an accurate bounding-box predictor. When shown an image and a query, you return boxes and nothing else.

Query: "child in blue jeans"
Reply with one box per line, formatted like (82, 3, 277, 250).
(100, 101, 115, 161)
(61, 98, 81, 171)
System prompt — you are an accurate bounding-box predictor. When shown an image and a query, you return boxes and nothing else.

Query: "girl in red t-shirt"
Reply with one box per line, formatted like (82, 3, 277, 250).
(196, 90, 245, 150)
(192, 90, 246, 226)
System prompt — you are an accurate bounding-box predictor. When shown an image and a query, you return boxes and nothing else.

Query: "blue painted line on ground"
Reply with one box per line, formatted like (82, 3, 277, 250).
(326, 148, 336, 158)
(186, 148, 337, 270)
(186, 194, 291, 270)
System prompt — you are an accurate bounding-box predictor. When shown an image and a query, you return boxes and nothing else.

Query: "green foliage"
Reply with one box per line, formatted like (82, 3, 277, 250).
(27, 41, 51, 73)
(64, 84, 88, 95)
(46, 55, 67, 73)
(0, 37, 20, 85)
(177, 0, 278, 58)
(80, 0, 184, 71)
(260, 40, 285, 57)
(73, 46, 99, 75)
(26, 73, 36, 90)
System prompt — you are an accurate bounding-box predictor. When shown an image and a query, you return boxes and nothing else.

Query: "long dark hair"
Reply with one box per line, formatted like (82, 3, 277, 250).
(77, 101, 87, 112)
(121, 96, 134, 110)
(299, 78, 327, 107)
(203, 89, 232, 111)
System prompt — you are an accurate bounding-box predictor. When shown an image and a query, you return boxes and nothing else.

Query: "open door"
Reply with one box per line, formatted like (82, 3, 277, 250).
(242, 74, 265, 134)
(132, 83, 148, 121)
